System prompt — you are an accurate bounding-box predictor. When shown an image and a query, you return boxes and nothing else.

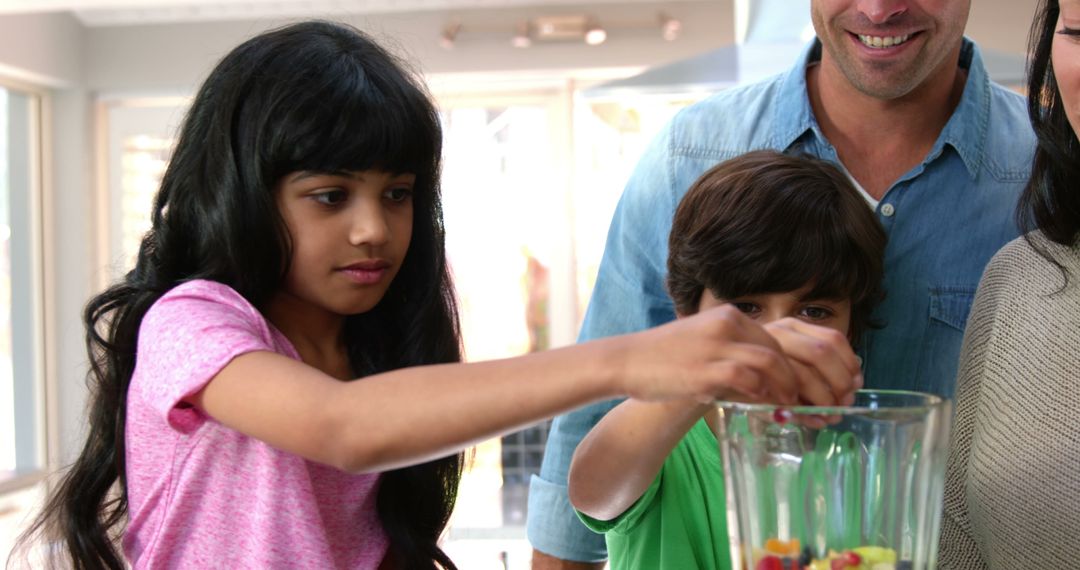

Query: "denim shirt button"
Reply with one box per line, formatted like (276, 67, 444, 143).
(881, 203, 896, 217)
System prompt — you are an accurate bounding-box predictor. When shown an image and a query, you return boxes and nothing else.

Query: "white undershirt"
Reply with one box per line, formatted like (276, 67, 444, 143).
(839, 162, 880, 209)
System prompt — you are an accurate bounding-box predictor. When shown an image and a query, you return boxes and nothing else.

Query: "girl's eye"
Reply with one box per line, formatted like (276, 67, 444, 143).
(384, 187, 413, 203)
(311, 189, 348, 207)
(800, 306, 835, 321)
(730, 302, 760, 316)
(1058, 26, 1080, 37)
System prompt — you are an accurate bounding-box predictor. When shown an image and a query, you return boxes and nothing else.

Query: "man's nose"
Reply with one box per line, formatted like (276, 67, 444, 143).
(856, 0, 909, 25)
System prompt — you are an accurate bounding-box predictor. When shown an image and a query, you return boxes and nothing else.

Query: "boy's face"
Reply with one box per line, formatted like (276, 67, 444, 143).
(697, 283, 852, 337)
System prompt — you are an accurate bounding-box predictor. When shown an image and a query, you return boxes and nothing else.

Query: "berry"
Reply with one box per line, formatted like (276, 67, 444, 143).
(757, 555, 784, 570)
(773, 408, 792, 423)
(842, 551, 862, 565)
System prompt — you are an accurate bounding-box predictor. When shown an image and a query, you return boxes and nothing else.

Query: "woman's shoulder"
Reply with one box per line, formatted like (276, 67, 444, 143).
(982, 234, 1079, 288)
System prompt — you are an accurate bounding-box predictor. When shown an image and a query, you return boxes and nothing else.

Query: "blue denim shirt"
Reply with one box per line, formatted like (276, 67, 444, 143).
(527, 39, 1035, 561)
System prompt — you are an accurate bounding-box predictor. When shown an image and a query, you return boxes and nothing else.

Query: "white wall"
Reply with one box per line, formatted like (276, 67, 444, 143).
(968, 0, 1039, 56)
(0, 11, 84, 88)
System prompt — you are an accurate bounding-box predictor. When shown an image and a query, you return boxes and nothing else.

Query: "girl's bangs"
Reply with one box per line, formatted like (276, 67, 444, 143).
(265, 62, 438, 181)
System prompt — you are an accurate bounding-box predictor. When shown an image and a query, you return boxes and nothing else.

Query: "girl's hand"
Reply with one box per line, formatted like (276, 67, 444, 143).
(763, 317, 862, 407)
(610, 305, 800, 405)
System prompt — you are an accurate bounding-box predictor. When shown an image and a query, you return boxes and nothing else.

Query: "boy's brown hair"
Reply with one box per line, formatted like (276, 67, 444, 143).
(667, 150, 887, 344)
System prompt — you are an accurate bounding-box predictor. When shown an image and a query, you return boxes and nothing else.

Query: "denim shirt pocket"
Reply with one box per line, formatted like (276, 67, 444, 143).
(917, 286, 976, 398)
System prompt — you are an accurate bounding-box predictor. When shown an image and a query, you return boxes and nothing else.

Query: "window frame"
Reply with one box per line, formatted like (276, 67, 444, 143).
(0, 76, 54, 495)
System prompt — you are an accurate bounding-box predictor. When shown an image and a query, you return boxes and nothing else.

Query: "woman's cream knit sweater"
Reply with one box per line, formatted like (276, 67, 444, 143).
(939, 234, 1080, 569)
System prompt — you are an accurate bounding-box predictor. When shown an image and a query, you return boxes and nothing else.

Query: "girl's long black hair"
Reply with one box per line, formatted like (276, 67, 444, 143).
(1020, 0, 1080, 275)
(15, 21, 463, 570)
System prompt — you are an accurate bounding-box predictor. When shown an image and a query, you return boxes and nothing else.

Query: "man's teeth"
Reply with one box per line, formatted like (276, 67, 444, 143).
(858, 34, 911, 48)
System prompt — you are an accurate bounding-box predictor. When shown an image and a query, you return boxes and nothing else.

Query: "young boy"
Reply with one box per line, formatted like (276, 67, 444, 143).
(567, 150, 887, 569)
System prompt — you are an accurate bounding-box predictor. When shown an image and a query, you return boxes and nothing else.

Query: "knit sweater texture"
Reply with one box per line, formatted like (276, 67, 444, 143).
(938, 234, 1080, 569)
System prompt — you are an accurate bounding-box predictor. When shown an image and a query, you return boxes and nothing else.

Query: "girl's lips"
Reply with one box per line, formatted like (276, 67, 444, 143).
(339, 267, 387, 285)
(338, 260, 390, 284)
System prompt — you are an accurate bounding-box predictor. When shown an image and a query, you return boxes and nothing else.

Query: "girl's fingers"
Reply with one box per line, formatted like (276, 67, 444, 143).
(788, 359, 836, 407)
(772, 318, 860, 373)
(690, 359, 765, 404)
(764, 318, 859, 403)
(792, 413, 829, 430)
(708, 342, 798, 405)
(629, 306, 801, 404)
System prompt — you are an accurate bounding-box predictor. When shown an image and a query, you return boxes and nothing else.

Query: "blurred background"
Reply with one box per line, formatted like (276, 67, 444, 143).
(0, 0, 1036, 567)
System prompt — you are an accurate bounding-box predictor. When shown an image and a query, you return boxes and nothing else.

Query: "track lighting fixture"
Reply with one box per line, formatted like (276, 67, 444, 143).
(584, 20, 607, 46)
(439, 12, 682, 49)
(439, 21, 461, 50)
(512, 21, 532, 48)
(659, 13, 682, 41)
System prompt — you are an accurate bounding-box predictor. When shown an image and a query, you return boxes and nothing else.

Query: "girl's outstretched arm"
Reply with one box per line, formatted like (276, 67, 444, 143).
(567, 398, 714, 521)
(566, 317, 862, 521)
(192, 305, 856, 473)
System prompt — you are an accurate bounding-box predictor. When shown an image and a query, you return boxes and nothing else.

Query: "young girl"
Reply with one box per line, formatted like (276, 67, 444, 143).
(568, 151, 886, 570)
(14, 23, 859, 570)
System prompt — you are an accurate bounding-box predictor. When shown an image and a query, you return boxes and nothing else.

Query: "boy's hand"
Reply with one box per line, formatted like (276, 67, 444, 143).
(615, 305, 799, 405)
(763, 317, 862, 407)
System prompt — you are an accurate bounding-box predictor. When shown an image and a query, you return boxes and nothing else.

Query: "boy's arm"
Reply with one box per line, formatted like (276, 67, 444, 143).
(568, 398, 713, 522)
(527, 120, 681, 562)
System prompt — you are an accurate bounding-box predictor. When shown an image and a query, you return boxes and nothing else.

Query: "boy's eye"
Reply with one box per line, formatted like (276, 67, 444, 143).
(312, 189, 348, 207)
(384, 187, 413, 203)
(730, 302, 760, 316)
(800, 305, 835, 320)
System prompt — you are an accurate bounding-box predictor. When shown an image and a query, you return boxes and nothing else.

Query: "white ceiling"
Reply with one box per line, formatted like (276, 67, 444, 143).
(0, 0, 707, 27)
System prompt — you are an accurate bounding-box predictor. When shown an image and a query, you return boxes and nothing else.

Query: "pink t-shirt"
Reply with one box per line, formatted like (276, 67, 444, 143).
(123, 279, 388, 569)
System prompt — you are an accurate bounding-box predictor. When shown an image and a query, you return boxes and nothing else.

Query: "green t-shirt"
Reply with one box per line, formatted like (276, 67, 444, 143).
(577, 418, 733, 570)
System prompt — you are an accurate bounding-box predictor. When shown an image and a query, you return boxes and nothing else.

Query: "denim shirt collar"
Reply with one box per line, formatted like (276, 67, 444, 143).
(773, 37, 989, 180)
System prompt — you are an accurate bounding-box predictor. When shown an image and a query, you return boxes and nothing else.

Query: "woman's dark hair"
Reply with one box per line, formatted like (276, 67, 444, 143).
(1019, 0, 1080, 274)
(667, 150, 887, 345)
(15, 21, 463, 570)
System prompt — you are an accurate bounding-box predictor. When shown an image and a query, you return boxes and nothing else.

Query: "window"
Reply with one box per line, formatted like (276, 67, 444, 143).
(101, 101, 185, 276)
(0, 83, 46, 488)
(436, 96, 571, 566)
(0, 82, 47, 567)
(436, 87, 697, 568)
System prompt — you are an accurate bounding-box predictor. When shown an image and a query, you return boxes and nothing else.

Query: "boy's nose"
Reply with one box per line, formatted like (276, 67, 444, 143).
(856, 0, 908, 25)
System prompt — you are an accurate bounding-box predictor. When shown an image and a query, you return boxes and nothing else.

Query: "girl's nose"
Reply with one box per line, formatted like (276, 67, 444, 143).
(856, 0, 908, 25)
(348, 204, 390, 247)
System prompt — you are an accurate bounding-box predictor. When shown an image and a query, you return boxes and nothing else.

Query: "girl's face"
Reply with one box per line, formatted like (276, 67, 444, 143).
(697, 283, 853, 337)
(1056, 0, 1080, 139)
(273, 169, 415, 319)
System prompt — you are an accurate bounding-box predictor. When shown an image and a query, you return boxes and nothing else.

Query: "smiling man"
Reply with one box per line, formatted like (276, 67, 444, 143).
(528, 1, 1038, 568)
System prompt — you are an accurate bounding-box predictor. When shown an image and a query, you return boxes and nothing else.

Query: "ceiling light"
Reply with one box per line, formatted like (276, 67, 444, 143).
(439, 21, 461, 50)
(512, 21, 532, 48)
(584, 21, 607, 45)
(659, 13, 682, 41)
